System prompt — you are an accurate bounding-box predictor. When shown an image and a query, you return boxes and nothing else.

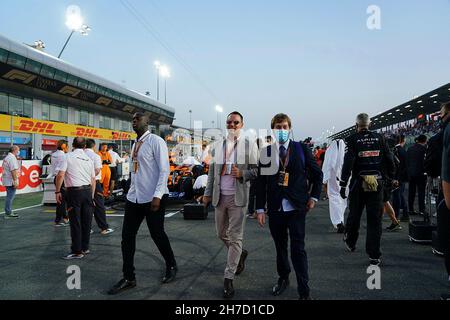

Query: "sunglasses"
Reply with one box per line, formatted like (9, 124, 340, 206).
(226, 121, 241, 125)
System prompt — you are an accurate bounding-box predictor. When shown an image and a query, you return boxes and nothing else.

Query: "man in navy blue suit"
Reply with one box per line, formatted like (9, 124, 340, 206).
(256, 113, 323, 300)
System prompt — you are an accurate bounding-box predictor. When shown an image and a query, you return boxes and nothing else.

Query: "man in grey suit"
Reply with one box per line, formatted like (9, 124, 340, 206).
(203, 111, 258, 299)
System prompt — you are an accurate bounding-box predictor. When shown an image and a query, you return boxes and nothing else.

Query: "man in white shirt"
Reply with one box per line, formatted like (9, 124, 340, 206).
(2, 146, 21, 219)
(55, 137, 96, 260)
(86, 139, 114, 235)
(108, 112, 177, 295)
(108, 145, 122, 195)
(51, 140, 69, 226)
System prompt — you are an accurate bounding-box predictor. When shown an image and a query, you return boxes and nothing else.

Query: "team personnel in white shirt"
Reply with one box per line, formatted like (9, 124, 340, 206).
(51, 140, 69, 226)
(108, 112, 177, 295)
(86, 139, 114, 235)
(55, 137, 96, 260)
(2, 146, 21, 219)
(108, 145, 122, 195)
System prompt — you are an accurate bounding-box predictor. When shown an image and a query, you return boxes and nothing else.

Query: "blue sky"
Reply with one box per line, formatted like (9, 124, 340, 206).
(1, 0, 450, 141)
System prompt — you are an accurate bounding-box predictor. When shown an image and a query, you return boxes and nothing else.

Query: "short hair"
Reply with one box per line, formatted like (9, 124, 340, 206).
(265, 135, 273, 142)
(57, 140, 68, 150)
(99, 143, 108, 149)
(86, 139, 96, 149)
(9, 145, 18, 153)
(416, 134, 427, 144)
(271, 113, 292, 129)
(442, 101, 450, 114)
(72, 137, 86, 149)
(356, 113, 371, 127)
(227, 111, 244, 122)
(396, 134, 405, 144)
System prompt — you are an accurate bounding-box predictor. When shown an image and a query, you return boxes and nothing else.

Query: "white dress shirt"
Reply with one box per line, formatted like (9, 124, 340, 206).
(127, 131, 170, 204)
(59, 149, 95, 188)
(108, 150, 121, 167)
(51, 150, 66, 176)
(1, 153, 20, 186)
(85, 148, 102, 181)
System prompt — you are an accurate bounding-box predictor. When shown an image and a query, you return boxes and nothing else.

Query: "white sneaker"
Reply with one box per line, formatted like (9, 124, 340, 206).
(62, 253, 85, 260)
(100, 228, 114, 235)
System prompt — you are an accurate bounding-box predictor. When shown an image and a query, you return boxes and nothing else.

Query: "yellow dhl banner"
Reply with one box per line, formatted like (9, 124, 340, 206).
(0, 114, 137, 141)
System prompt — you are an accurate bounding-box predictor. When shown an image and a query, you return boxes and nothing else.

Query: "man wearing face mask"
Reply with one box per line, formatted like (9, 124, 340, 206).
(256, 113, 323, 300)
(203, 111, 258, 299)
(339, 113, 395, 266)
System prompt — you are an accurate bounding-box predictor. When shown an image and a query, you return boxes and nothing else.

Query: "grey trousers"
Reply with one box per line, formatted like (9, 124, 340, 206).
(215, 194, 246, 280)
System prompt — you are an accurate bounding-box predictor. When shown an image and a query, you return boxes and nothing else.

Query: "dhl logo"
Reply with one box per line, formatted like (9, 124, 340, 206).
(112, 132, 132, 140)
(18, 120, 56, 134)
(75, 127, 101, 138)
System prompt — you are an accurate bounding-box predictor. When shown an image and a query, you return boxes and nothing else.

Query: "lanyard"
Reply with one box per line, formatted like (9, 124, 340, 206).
(279, 147, 291, 172)
(132, 131, 151, 161)
(223, 139, 238, 164)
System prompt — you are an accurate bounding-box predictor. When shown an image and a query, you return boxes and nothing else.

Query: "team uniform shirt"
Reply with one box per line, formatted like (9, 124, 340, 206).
(127, 131, 170, 204)
(108, 150, 121, 168)
(1, 153, 20, 186)
(59, 149, 95, 188)
(51, 150, 66, 175)
(85, 149, 102, 181)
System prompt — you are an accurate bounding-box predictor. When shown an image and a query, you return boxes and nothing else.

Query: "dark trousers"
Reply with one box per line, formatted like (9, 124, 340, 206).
(54, 180, 68, 223)
(122, 197, 176, 281)
(268, 210, 309, 297)
(392, 182, 407, 219)
(66, 188, 94, 254)
(93, 181, 108, 230)
(247, 181, 257, 215)
(408, 176, 426, 213)
(437, 200, 450, 276)
(346, 186, 383, 259)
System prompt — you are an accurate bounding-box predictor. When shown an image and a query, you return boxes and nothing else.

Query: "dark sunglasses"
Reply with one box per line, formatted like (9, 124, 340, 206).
(226, 121, 241, 125)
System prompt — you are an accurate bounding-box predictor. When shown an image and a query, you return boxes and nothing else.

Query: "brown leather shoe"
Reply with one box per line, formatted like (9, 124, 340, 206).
(235, 249, 248, 275)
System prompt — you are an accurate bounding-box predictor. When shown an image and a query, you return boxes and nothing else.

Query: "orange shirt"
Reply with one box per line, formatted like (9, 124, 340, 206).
(98, 151, 113, 166)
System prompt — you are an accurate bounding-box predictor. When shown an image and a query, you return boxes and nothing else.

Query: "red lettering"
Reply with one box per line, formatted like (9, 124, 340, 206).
(18, 120, 34, 131)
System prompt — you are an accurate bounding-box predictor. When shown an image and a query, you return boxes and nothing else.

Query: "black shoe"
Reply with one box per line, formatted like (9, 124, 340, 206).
(299, 294, 312, 300)
(343, 234, 355, 252)
(223, 278, 235, 299)
(107, 279, 136, 295)
(272, 278, 289, 296)
(162, 266, 178, 284)
(386, 222, 402, 231)
(369, 258, 381, 266)
(235, 249, 248, 275)
(337, 223, 346, 234)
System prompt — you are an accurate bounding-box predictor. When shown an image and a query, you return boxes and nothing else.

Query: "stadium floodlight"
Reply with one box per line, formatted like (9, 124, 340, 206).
(58, 5, 91, 59)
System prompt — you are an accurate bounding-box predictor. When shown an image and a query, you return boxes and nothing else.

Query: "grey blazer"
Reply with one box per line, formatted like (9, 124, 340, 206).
(204, 138, 258, 207)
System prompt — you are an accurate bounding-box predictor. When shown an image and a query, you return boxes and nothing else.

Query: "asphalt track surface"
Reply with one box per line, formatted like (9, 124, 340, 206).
(0, 199, 449, 300)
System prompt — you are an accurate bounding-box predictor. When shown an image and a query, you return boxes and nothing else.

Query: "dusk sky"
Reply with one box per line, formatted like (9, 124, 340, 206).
(1, 0, 450, 142)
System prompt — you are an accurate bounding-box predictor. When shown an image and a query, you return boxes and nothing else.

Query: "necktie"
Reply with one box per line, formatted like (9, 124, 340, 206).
(279, 145, 287, 161)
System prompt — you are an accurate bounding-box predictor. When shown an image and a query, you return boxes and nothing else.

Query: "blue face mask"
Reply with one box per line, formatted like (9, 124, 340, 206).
(274, 129, 290, 144)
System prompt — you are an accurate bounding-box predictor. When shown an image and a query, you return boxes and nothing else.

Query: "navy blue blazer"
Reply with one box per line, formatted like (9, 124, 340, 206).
(255, 140, 323, 213)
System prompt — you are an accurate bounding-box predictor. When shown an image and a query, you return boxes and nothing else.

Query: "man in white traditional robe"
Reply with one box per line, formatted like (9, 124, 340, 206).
(322, 139, 347, 233)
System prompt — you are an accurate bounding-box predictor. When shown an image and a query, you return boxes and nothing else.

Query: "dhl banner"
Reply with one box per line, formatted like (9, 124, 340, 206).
(0, 160, 42, 196)
(0, 114, 137, 141)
